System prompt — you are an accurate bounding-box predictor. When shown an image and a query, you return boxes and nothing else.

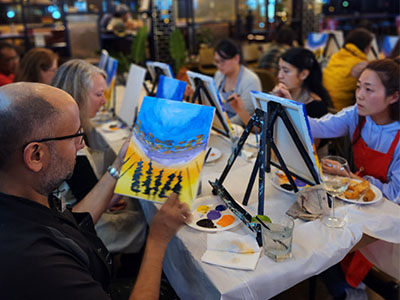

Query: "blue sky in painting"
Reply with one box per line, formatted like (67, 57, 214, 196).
(133, 97, 215, 165)
(156, 75, 187, 101)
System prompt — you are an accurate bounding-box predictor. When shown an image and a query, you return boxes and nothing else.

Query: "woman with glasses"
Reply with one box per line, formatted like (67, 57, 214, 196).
(52, 59, 146, 262)
(214, 39, 262, 126)
(14, 48, 58, 85)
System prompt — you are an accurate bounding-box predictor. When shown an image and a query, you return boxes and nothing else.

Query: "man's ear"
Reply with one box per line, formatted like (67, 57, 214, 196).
(23, 143, 45, 172)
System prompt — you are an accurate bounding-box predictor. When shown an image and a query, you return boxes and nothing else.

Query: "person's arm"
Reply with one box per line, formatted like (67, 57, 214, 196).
(364, 158, 400, 203)
(230, 94, 252, 125)
(351, 61, 368, 78)
(72, 140, 129, 224)
(129, 193, 191, 300)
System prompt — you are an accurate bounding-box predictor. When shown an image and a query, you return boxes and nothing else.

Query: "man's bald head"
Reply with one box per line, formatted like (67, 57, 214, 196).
(0, 82, 77, 170)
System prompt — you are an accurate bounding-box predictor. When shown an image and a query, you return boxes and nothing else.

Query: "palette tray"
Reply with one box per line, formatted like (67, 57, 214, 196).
(187, 195, 241, 232)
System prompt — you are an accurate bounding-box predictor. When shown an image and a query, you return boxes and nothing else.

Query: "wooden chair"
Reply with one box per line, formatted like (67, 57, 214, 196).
(198, 46, 217, 76)
(242, 43, 259, 69)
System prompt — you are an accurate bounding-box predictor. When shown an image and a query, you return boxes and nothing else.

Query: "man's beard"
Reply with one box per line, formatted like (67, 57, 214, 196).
(37, 147, 75, 196)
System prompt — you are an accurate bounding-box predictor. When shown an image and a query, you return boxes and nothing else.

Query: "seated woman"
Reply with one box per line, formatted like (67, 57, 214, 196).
(52, 59, 146, 255)
(213, 39, 261, 127)
(277, 58, 399, 299)
(308, 58, 399, 202)
(231, 47, 330, 153)
(323, 28, 373, 111)
(14, 48, 58, 85)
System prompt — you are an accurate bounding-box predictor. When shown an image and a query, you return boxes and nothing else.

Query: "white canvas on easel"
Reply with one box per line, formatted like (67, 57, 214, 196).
(118, 64, 147, 128)
(323, 30, 343, 58)
(146, 61, 174, 81)
(251, 91, 320, 184)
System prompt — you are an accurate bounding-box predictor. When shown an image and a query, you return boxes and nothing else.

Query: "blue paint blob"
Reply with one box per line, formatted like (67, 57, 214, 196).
(215, 204, 226, 212)
(294, 178, 307, 187)
(207, 210, 221, 220)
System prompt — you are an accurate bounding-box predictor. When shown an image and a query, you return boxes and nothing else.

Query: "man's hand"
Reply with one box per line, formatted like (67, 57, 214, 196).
(148, 193, 192, 246)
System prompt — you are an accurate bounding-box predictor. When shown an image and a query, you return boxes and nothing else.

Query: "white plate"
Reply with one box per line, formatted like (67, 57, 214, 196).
(336, 180, 382, 205)
(269, 167, 307, 194)
(100, 121, 126, 133)
(186, 195, 241, 232)
(206, 147, 222, 163)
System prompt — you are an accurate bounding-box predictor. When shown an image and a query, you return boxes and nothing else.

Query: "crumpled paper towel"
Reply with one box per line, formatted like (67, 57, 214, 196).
(201, 231, 261, 270)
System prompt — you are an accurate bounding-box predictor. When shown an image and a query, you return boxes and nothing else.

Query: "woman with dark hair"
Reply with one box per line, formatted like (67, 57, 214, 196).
(231, 47, 329, 151)
(306, 58, 400, 299)
(276, 47, 331, 117)
(213, 39, 261, 126)
(323, 28, 373, 110)
(287, 58, 399, 202)
(14, 48, 58, 84)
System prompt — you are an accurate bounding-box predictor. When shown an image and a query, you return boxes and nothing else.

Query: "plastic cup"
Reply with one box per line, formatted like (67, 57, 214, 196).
(262, 214, 294, 262)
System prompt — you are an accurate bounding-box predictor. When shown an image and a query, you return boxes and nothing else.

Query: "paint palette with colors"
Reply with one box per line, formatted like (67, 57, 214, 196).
(187, 195, 241, 232)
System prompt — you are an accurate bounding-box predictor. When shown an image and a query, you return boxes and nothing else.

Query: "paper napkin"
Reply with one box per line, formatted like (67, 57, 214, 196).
(201, 231, 261, 270)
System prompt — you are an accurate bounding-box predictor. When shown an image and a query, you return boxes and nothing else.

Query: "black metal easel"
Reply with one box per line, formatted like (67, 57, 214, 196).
(191, 77, 232, 139)
(143, 67, 163, 96)
(210, 102, 320, 246)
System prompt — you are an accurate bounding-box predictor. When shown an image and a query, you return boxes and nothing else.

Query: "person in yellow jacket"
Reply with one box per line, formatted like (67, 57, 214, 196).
(323, 28, 373, 111)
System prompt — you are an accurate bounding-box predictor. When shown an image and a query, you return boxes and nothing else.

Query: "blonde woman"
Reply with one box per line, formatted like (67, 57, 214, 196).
(52, 59, 146, 256)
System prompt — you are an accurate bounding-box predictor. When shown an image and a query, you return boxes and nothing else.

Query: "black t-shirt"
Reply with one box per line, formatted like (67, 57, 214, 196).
(67, 155, 98, 202)
(0, 193, 112, 299)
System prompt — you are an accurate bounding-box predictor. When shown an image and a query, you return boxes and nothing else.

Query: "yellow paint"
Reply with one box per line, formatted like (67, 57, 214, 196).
(196, 205, 210, 214)
(114, 138, 205, 208)
(231, 240, 255, 254)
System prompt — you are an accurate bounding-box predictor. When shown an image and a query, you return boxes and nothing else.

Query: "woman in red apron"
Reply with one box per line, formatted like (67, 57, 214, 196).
(340, 58, 400, 294)
(277, 58, 400, 298)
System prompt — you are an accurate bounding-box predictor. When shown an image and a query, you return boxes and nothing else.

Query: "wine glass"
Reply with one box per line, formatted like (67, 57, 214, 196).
(320, 156, 351, 228)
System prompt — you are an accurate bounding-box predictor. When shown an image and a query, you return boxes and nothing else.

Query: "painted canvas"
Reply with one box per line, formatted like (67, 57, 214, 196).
(104, 57, 118, 109)
(98, 49, 109, 70)
(156, 75, 187, 101)
(115, 96, 215, 206)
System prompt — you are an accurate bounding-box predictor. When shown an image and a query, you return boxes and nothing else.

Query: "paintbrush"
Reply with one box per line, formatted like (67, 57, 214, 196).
(222, 94, 240, 104)
(204, 147, 212, 164)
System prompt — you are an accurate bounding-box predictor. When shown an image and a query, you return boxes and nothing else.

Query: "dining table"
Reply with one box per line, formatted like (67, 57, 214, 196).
(95, 86, 400, 300)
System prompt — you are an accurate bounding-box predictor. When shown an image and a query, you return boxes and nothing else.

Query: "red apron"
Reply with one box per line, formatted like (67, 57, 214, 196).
(341, 119, 400, 287)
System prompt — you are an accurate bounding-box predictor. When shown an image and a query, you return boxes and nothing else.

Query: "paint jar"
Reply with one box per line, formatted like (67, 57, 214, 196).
(262, 214, 294, 262)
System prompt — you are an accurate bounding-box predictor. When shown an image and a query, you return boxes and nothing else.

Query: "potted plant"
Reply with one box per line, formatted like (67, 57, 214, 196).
(169, 28, 188, 81)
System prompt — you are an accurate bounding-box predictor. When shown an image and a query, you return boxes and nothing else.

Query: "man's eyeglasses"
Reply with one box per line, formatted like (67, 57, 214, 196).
(24, 128, 84, 148)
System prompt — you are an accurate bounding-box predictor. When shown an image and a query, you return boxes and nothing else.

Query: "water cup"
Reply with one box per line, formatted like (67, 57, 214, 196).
(262, 214, 294, 262)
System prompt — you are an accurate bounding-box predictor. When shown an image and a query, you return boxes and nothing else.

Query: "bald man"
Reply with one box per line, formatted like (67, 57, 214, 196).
(0, 83, 191, 300)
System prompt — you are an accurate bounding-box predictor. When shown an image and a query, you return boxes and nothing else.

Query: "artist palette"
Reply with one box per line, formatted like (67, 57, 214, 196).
(187, 195, 241, 232)
(269, 167, 307, 194)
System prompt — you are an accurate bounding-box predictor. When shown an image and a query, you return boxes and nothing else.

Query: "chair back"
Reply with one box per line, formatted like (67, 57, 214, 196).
(252, 68, 277, 93)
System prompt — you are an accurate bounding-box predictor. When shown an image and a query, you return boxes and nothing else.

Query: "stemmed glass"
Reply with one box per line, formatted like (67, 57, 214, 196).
(320, 156, 351, 228)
